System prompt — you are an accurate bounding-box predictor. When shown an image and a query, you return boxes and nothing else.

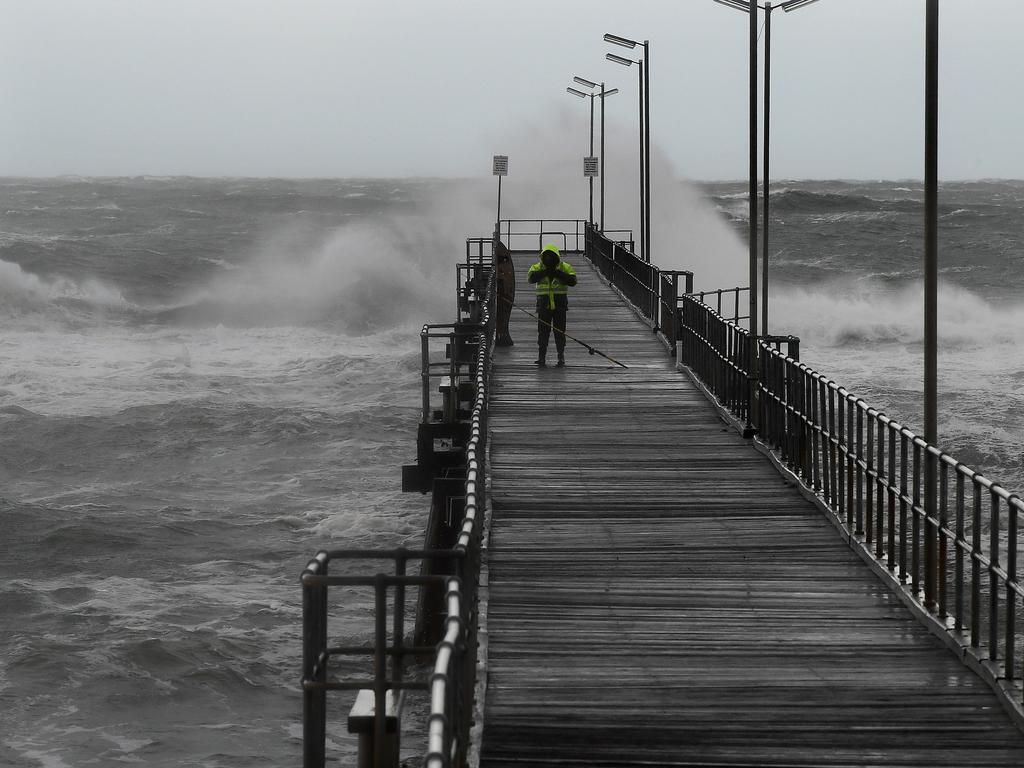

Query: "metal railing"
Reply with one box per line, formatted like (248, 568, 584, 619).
(679, 293, 1024, 705)
(678, 294, 753, 424)
(301, 550, 454, 768)
(692, 286, 750, 327)
(602, 229, 635, 253)
(301, 253, 494, 768)
(585, 225, 693, 352)
(465, 237, 494, 265)
(496, 219, 589, 252)
(425, 303, 489, 768)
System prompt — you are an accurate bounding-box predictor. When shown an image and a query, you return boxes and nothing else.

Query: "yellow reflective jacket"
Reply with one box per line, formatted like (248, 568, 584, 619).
(527, 250, 577, 310)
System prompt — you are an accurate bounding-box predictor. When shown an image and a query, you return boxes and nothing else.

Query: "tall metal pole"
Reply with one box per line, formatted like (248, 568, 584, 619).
(496, 175, 502, 229)
(746, 0, 759, 436)
(923, 0, 939, 609)
(762, 5, 772, 336)
(589, 95, 595, 227)
(600, 82, 606, 232)
(643, 41, 651, 263)
(638, 61, 646, 260)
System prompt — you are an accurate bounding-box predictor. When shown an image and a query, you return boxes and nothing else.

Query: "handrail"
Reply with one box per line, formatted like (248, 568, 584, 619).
(302, 252, 495, 768)
(679, 293, 1024, 705)
(424, 267, 492, 768)
(692, 286, 750, 326)
(300, 550, 461, 768)
(425, 578, 464, 768)
(584, 225, 692, 352)
(497, 218, 591, 253)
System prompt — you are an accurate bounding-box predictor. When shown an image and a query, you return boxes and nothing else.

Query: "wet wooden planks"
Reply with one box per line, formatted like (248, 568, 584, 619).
(478, 251, 1024, 767)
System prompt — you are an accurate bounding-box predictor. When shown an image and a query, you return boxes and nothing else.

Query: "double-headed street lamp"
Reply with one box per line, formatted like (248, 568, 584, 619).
(606, 51, 646, 262)
(713, 0, 822, 336)
(569, 77, 618, 232)
(566, 85, 597, 227)
(604, 33, 650, 263)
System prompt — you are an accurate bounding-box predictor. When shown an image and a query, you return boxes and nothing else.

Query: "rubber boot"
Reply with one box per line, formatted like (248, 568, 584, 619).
(535, 349, 546, 367)
(556, 351, 565, 367)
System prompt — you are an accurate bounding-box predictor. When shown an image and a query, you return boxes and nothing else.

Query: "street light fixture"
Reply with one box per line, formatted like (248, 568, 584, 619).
(572, 77, 618, 232)
(713, 0, 823, 337)
(605, 33, 651, 263)
(606, 51, 646, 263)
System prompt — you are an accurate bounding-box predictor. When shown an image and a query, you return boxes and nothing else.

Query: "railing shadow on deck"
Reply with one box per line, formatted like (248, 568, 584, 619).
(578, 223, 1024, 725)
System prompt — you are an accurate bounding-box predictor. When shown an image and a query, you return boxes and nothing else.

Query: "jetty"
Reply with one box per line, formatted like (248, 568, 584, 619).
(300, 222, 1024, 768)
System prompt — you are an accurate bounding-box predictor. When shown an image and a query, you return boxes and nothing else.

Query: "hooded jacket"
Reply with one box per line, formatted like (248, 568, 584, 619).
(527, 244, 578, 310)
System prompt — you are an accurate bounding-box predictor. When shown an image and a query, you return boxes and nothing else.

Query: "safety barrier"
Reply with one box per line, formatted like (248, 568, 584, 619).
(584, 225, 693, 352)
(496, 219, 634, 255)
(495, 219, 588, 253)
(301, 253, 493, 768)
(692, 286, 750, 326)
(679, 290, 1024, 707)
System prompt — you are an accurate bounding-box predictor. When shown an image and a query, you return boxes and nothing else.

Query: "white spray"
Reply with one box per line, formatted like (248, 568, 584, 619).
(487, 106, 748, 290)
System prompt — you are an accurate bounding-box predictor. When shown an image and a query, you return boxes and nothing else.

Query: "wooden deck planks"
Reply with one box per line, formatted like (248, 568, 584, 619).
(478, 252, 1024, 767)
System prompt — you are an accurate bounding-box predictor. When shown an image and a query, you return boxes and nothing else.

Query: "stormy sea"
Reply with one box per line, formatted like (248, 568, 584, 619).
(1, 176, 1022, 767)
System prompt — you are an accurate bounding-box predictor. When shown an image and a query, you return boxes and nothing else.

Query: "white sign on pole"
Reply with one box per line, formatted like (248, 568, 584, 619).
(492, 155, 508, 176)
(583, 156, 599, 178)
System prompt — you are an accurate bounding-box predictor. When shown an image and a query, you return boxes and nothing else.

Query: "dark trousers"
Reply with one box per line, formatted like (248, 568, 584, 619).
(537, 302, 567, 357)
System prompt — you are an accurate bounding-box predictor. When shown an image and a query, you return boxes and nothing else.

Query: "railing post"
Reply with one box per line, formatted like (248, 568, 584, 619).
(875, 420, 885, 559)
(955, 471, 966, 629)
(670, 272, 680, 351)
(855, 403, 864, 537)
(421, 329, 430, 422)
(971, 481, 982, 647)
(887, 425, 897, 571)
(938, 459, 949, 617)
(828, 386, 838, 512)
(650, 265, 659, 327)
(900, 433, 909, 582)
(989, 488, 1001, 661)
(912, 441, 922, 595)
(924, 445, 938, 610)
(1007, 497, 1018, 681)
(845, 397, 855, 531)
(302, 557, 328, 768)
(820, 380, 831, 501)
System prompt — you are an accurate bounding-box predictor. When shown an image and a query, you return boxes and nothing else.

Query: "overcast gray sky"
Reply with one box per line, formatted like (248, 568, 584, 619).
(3, 0, 1023, 180)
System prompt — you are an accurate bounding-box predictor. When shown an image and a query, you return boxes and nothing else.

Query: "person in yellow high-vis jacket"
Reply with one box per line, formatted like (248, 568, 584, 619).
(526, 244, 578, 367)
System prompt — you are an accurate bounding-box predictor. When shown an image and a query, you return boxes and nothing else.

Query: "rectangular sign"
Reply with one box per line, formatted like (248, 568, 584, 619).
(584, 156, 599, 177)
(492, 155, 508, 176)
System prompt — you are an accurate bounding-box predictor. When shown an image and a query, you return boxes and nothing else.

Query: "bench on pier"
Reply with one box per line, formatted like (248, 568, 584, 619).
(347, 689, 402, 768)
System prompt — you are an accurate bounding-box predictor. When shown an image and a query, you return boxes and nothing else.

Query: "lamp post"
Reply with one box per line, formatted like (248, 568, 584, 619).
(567, 86, 597, 227)
(606, 51, 645, 262)
(923, 0, 939, 610)
(605, 34, 650, 263)
(713, 0, 822, 336)
(572, 77, 618, 232)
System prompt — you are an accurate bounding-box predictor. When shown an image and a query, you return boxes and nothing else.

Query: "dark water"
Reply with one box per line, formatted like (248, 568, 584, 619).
(0, 177, 1021, 766)
(704, 180, 1024, 488)
(0, 177, 458, 768)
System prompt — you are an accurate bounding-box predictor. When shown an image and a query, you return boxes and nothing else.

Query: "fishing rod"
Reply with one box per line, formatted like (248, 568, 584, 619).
(499, 296, 629, 369)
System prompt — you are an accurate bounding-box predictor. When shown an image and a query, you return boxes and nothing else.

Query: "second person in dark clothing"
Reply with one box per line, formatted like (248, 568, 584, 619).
(527, 244, 578, 367)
